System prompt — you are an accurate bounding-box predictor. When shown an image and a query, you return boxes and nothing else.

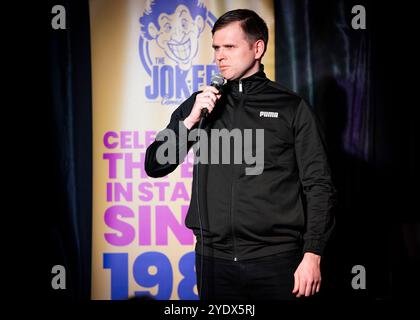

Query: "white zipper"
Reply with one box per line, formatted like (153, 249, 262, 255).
(239, 80, 243, 93)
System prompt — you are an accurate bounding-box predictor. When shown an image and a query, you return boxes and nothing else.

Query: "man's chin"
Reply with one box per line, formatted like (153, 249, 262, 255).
(221, 73, 236, 81)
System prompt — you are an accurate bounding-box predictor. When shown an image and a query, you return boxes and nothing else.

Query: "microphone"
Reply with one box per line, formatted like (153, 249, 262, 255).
(200, 74, 226, 119)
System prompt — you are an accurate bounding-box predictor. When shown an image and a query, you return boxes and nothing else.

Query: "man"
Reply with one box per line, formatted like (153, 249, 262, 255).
(145, 9, 336, 300)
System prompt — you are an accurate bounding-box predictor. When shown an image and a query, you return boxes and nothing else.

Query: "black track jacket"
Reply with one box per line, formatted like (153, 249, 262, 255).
(145, 67, 336, 261)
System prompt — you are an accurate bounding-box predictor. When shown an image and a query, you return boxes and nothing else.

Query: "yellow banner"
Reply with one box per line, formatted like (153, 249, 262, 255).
(90, 0, 275, 300)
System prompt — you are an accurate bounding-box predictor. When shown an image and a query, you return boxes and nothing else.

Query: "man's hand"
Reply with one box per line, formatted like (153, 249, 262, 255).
(183, 86, 221, 129)
(292, 252, 321, 297)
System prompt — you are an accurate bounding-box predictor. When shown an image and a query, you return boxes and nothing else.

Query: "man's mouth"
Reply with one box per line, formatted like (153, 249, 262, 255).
(167, 38, 191, 61)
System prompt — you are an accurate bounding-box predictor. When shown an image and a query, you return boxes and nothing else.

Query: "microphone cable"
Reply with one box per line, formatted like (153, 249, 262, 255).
(195, 110, 206, 300)
(194, 74, 225, 299)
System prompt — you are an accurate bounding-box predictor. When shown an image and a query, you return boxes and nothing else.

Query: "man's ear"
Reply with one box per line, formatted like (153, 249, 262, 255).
(254, 39, 265, 59)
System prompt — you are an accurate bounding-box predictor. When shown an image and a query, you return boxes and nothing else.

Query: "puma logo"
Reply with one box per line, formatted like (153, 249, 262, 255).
(259, 111, 278, 118)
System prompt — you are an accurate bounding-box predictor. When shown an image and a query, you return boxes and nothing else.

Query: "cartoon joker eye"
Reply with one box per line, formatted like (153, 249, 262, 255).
(181, 18, 188, 30)
(164, 23, 172, 33)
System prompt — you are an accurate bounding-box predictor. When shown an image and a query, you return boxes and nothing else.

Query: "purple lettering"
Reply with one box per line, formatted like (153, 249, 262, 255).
(138, 205, 151, 245)
(138, 182, 153, 202)
(125, 153, 144, 179)
(171, 182, 189, 201)
(106, 182, 132, 202)
(155, 182, 170, 201)
(103, 153, 123, 179)
(104, 131, 118, 149)
(104, 205, 135, 246)
(155, 205, 194, 245)
(120, 131, 132, 149)
(145, 131, 157, 148)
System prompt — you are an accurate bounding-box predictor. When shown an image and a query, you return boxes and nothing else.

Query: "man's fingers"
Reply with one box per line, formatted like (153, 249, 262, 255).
(197, 96, 216, 105)
(306, 279, 321, 296)
(199, 93, 217, 104)
(202, 86, 220, 95)
(316, 281, 321, 293)
(292, 274, 299, 294)
(304, 281, 312, 296)
(296, 279, 321, 297)
(201, 103, 214, 113)
(298, 279, 306, 297)
(196, 97, 216, 114)
(312, 281, 318, 294)
(311, 282, 318, 296)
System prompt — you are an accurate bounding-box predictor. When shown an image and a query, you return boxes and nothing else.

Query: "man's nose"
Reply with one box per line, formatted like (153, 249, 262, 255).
(215, 49, 226, 62)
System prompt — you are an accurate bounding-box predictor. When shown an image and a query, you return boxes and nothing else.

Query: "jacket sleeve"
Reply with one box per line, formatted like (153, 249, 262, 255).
(293, 99, 336, 256)
(144, 93, 198, 178)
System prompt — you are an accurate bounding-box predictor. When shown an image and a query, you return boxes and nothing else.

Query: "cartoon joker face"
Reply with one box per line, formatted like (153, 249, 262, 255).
(147, 4, 204, 70)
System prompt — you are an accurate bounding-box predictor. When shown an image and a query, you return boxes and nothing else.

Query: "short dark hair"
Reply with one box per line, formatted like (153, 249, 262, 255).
(212, 9, 268, 55)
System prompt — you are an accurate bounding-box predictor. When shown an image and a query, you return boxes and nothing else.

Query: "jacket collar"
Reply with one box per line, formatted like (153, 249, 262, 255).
(225, 64, 269, 95)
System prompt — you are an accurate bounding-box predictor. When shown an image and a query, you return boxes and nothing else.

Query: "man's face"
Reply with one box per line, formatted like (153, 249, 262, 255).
(212, 21, 260, 81)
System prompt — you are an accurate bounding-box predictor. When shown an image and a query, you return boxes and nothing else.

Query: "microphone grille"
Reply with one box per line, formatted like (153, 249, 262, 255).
(211, 74, 226, 87)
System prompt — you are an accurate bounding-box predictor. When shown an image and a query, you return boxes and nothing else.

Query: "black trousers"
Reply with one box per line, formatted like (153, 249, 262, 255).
(195, 249, 302, 300)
